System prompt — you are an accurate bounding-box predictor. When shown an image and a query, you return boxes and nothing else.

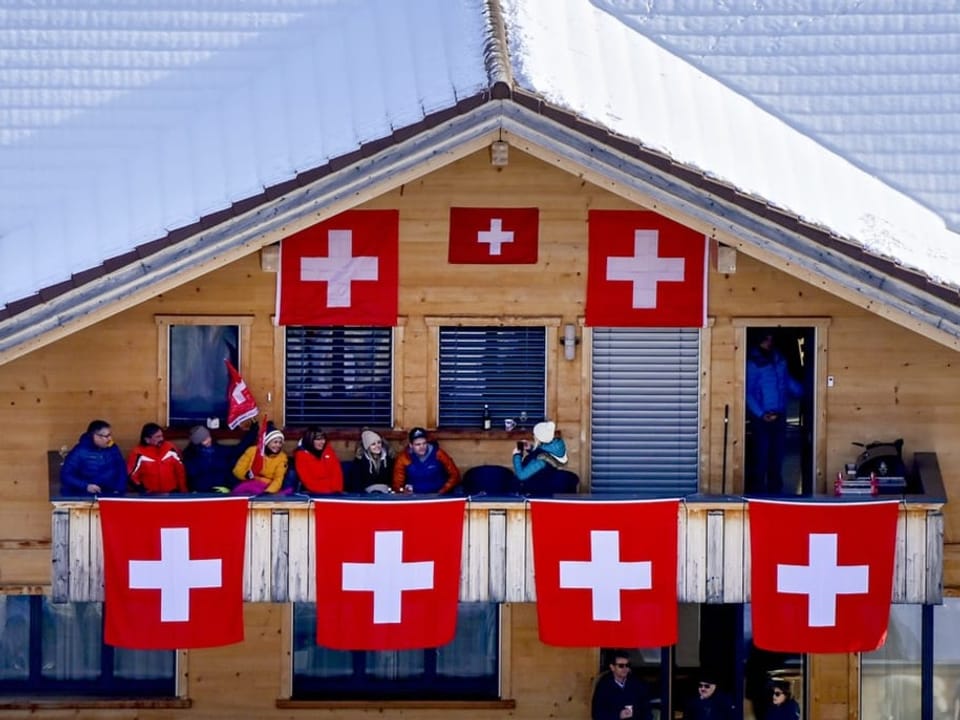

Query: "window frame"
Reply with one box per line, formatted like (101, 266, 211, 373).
(0, 597, 181, 700)
(284, 602, 504, 703)
(277, 323, 401, 429)
(155, 315, 254, 428)
(424, 316, 560, 429)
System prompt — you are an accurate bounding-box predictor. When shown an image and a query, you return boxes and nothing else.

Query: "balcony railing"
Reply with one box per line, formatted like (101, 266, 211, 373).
(51, 456, 945, 605)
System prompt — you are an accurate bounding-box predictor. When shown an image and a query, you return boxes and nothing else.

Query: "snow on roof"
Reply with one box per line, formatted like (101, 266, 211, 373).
(502, 0, 960, 289)
(0, 0, 489, 307)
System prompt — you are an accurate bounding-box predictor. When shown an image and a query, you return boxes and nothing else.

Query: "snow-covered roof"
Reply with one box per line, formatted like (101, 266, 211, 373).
(1, 0, 958, 341)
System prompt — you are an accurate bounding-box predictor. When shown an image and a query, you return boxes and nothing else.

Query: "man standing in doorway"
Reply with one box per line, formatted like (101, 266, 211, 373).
(746, 331, 803, 495)
(591, 649, 652, 720)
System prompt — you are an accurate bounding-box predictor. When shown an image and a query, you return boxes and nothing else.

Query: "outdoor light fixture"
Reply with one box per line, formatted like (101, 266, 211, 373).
(562, 323, 580, 361)
(490, 139, 509, 166)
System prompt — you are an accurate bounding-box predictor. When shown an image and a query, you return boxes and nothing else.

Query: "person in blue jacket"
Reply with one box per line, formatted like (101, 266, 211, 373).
(746, 332, 803, 495)
(59, 419, 129, 496)
(512, 420, 575, 496)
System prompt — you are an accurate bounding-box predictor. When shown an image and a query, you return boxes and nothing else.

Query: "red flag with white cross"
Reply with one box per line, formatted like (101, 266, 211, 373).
(448, 207, 539, 264)
(749, 499, 898, 653)
(276, 210, 399, 326)
(586, 210, 707, 327)
(99, 497, 248, 649)
(530, 499, 679, 647)
(314, 498, 466, 650)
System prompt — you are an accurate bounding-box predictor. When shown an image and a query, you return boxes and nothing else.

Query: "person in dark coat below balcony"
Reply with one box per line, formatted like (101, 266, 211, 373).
(59, 419, 129, 496)
(182, 425, 239, 493)
(127, 423, 187, 494)
(765, 680, 801, 720)
(591, 649, 652, 720)
(683, 671, 736, 720)
(348, 429, 395, 493)
(294, 426, 343, 494)
(746, 331, 803, 495)
(392, 427, 461, 494)
(512, 420, 573, 496)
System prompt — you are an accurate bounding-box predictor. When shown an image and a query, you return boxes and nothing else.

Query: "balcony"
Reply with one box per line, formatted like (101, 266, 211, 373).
(50, 453, 945, 605)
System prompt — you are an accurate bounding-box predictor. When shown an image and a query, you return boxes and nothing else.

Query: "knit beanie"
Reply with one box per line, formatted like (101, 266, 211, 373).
(361, 430, 382, 451)
(189, 425, 211, 445)
(533, 421, 556, 445)
(264, 429, 285, 448)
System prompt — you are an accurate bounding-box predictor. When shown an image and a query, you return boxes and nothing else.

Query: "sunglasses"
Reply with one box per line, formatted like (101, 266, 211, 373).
(699, 682, 714, 688)
(614, 662, 630, 669)
(773, 690, 784, 697)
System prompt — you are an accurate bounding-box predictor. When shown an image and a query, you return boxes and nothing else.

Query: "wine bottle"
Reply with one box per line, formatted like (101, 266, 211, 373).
(482, 404, 492, 431)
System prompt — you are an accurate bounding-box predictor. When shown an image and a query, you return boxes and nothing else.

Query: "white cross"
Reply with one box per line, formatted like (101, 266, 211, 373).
(558, 530, 652, 621)
(606, 229, 685, 308)
(300, 229, 379, 307)
(777, 533, 869, 627)
(342, 530, 434, 624)
(477, 218, 514, 256)
(128, 527, 222, 623)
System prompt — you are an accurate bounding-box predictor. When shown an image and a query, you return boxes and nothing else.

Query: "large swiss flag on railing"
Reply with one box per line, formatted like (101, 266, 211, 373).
(276, 210, 399, 326)
(314, 498, 466, 650)
(530, 499, 679, 647)
(749, 499, 899, 653)
(586, 210, 707, 327)
(99, 497, 248, 649)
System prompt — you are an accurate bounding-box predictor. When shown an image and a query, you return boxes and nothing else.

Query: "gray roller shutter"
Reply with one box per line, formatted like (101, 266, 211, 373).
(590, 328, 700, 496)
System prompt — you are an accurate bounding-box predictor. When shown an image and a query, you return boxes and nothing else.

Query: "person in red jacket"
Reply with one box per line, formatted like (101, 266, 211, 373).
(294, 426, 344, 494)
(127, 423, 187, 494)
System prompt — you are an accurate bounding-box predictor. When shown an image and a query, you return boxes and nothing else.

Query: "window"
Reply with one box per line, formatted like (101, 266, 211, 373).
(861, 605, 922, 720)
(292, 603, 499, 700)
(156, 315, 253, 428)
(0, 596, 175, 697)
(285, 326, 393, 427)
(438, 326, 546, 429)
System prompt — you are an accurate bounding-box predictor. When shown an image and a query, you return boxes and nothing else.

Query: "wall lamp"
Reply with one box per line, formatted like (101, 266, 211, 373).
(490, 139, 509, 167)
(561, 323, 580, 361)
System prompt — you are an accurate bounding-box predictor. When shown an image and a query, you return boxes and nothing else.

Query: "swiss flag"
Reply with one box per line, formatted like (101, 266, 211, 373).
(530, 499, 679, 647)
(225, 359, 258, 429)
(586, 210, 707, 327)
(314, 498, 466, 650)
(99, 497, 248, 650)
(448, 207, 539, 264)
(749, 499, 899, 653)
(276, 210, 399, 326)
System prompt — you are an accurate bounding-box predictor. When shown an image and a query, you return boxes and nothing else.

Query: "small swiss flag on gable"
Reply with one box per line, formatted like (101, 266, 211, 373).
(276, 210, 399, 326)
(448, 207, 539, 264)
(586, 210, 707, 327)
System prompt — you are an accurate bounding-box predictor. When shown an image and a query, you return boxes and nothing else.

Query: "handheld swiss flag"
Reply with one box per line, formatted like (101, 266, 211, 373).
(749, 499, 899, 653)
(276, 210, 399, 326)
(314, 498, 466, 650)
(530, 499, 679, 647)
(586, 210, 707, 327)
(99, 497, 248, 650)
(225, 359, 258, 430)
(448, 207, 539, 264)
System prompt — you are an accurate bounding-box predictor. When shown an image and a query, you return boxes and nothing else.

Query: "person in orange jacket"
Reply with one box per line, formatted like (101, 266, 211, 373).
(127, 423, 187, 494)
(392, 427, 461, 494)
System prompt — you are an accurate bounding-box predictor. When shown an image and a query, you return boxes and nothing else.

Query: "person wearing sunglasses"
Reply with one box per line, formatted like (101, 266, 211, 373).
(683, 670, 736, 719)
(591, 649, 652, 720)
(59, 419, 129, 496)
(766, 679, 800, 719)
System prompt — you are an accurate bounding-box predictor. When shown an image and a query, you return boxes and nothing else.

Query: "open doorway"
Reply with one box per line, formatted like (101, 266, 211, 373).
(743, 326, 817, 496)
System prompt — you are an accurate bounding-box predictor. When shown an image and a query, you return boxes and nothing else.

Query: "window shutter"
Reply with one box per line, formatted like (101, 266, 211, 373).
(438, 327, 546, 428)
(285, 327, 392, 427)
(590, 328, 700, 496)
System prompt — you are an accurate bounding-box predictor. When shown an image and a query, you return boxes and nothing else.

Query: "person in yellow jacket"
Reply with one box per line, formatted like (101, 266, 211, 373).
(231, 429, 289, 495)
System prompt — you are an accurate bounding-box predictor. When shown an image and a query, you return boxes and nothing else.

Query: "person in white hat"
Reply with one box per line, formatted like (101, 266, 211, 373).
(512, 420, 571, 496)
